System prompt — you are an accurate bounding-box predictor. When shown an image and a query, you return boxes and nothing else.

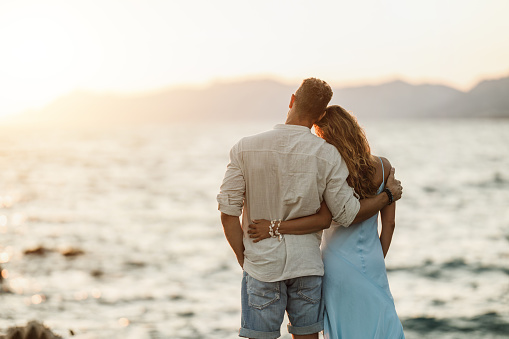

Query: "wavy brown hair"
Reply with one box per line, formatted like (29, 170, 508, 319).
(315, 105, 378, 199)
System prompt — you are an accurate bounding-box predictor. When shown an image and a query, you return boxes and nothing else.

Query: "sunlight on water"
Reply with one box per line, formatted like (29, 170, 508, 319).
(31, 294, 44, 305)
(0, 249, 12, 264)
(0, 120, 507, 338)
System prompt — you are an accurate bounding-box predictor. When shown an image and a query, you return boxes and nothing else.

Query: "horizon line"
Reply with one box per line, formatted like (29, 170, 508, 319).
(43, 73, 509, 98)
(3, 73, 508, 117)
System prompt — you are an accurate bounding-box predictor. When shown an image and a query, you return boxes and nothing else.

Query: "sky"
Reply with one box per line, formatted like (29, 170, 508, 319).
(0, 0, 508, 116)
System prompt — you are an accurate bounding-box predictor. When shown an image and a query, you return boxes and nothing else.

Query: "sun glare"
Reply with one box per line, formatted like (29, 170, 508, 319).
(0, 4, 98, 117)
(0, 0, 508, 118)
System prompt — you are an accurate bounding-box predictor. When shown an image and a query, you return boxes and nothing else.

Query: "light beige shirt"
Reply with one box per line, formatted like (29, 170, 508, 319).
(217, 124, 360, 282)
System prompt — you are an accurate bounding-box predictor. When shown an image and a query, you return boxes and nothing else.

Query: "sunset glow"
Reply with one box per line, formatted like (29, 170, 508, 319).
(0, 0, 508, 117)
(0, 2, 99, 116)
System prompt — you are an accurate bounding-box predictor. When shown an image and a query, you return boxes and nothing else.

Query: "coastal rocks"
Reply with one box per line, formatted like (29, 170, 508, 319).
(23, 246, 52, 256)
(59, 248, 84, 257)
(0, 321, 62, 339)
(23, 246, 85, 258)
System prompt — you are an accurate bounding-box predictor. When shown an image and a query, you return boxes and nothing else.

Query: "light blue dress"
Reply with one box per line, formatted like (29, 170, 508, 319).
(321, 158, 405, 339)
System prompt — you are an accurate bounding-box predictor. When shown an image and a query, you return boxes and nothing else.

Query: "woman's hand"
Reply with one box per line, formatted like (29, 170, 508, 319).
(248, 219, 272, 243)
(386, 168, 402, 202)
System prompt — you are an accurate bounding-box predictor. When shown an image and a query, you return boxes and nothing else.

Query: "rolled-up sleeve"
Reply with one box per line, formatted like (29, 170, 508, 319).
(217, 142, 245, 217)
(323, 155, 360, 227)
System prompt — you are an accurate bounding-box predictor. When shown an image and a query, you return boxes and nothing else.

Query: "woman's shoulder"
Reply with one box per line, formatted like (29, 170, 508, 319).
(371, 155, 392, 185)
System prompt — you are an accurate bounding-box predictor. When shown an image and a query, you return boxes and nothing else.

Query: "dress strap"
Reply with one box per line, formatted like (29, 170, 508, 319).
(378, 156, 385, 185)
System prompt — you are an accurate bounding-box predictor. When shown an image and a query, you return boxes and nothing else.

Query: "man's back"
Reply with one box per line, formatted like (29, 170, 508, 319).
(218, 124, 359, 282)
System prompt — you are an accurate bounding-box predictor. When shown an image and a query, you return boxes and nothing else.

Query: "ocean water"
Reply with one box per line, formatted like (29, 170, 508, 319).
(0, 119, 508, 339)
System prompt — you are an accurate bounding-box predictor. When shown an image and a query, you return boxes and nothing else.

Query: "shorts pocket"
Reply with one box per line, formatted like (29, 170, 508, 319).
(246, 275, 280, 310)
(297, 276, 322, 304)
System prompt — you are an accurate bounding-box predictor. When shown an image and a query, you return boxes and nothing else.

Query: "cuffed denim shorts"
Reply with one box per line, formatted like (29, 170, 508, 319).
(240, 271, 324, 339)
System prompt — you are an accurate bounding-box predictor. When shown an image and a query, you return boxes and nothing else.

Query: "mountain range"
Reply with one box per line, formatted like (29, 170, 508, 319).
(4, 76, 509, 127)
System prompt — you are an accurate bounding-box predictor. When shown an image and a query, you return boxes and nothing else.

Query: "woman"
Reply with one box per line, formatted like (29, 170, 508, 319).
(248, 105, 404, 338)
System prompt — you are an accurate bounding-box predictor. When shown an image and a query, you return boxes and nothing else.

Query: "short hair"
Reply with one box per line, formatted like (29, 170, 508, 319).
(294, 78, 333, 121)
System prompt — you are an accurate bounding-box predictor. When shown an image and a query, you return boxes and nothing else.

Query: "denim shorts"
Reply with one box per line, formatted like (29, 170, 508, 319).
(240, 271, 324, 338)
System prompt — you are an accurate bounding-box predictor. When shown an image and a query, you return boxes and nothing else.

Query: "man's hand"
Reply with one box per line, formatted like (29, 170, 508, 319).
(386, 168, 402, 201)
(237, 256, 244, 269)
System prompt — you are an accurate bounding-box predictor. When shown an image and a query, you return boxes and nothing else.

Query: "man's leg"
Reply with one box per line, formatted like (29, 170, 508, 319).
(292, 334, 318, 339)
(240, 271, 288, 338)
(286, 275, 324, 339)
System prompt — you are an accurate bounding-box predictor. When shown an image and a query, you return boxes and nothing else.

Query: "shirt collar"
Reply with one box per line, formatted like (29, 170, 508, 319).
(273, 124, 311, 133)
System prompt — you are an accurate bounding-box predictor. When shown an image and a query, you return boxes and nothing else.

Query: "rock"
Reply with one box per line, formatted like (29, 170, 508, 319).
(0, 321, 62, 339)
(5, 328, 23, 339)
(90, 269, 103, 278)
(23, 247, 52, 256)
(59, 248, 84, 257)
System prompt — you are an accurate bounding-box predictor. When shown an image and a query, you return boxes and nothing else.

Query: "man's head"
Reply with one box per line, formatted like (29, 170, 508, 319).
(290, 78, 333, 123)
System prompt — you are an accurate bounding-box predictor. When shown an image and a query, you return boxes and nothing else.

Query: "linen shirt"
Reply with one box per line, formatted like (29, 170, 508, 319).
(217, 124, 360, 282)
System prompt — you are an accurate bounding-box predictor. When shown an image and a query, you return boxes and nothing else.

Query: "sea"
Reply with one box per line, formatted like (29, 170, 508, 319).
(0, 119, 508, 339)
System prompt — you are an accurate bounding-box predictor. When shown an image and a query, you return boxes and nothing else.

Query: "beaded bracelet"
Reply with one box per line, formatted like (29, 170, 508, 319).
(383, 188, 394, 205)
(269, 219, 283, 242)
(268, 220, 275, 238)
(269, 219, 283, 241)
(275, 219, 282, 241)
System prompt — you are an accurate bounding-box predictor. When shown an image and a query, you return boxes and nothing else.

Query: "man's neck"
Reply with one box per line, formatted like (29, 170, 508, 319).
(285, 111, 314, 129)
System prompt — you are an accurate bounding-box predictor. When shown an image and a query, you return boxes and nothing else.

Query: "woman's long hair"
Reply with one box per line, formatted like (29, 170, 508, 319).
(315, 105, 378, 199)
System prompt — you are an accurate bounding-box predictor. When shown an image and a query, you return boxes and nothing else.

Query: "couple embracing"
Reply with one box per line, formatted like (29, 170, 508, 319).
(217, 78, 405, 339)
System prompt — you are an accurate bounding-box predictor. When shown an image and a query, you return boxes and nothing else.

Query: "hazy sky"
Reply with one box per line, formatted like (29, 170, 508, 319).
(0, 0, 508, 116)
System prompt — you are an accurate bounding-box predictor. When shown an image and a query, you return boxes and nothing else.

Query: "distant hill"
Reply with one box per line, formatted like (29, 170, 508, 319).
(332, 80, 465, 119)
(445, 77, 509, 118)
(3, 76, 509, 127)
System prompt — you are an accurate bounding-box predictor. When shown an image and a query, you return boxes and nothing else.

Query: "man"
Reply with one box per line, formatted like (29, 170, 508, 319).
(217, 78, 402, 339)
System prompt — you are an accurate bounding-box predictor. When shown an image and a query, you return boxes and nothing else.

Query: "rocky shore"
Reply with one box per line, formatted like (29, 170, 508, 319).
(0, 321, 62, 339)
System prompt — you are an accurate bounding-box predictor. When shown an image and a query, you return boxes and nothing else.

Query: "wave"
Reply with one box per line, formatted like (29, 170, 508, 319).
(474, 172, 509, 188)
(402, 312, 509, 335)
(387, 258, 509, 278)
